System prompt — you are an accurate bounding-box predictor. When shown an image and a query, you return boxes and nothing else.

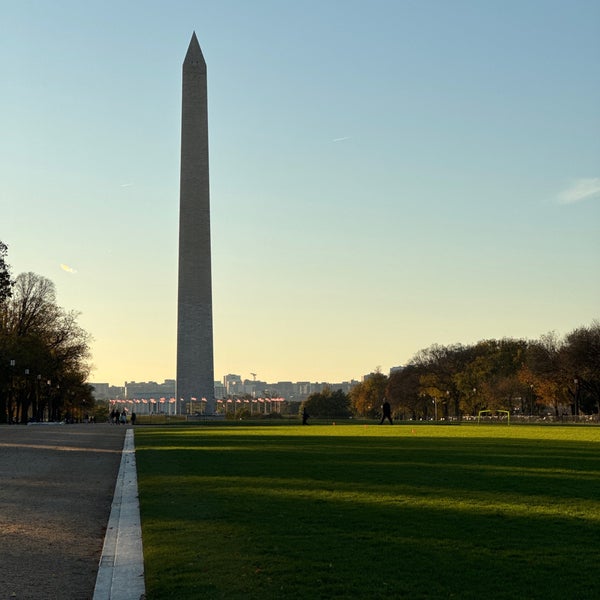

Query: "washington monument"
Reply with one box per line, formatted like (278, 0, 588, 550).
(176, 32, 215, 414)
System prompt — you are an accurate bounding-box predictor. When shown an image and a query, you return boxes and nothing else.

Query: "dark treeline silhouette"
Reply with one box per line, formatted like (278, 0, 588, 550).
(0, 243, 94, 423)
(3, 241, 597, 424)
(301, 386, 353, 419)
(300, 322, 599, 422)
(351, 324, 600, 421)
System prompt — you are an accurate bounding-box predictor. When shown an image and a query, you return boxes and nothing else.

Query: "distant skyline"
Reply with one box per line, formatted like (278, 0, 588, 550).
(3, 1, 599, 386)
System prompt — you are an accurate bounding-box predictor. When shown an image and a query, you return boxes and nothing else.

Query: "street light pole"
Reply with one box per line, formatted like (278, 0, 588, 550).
(9, 360, 16, 424)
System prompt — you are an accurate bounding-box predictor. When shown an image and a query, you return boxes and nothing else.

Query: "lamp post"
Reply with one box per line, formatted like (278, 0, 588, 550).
(46, 380, 52, 421)
(35, 374, 42, 422)
(529, 384, 534, 416)
(574, 379, 580, 419)
(9, 360, 16, 424)
(23, 369, 30, 424)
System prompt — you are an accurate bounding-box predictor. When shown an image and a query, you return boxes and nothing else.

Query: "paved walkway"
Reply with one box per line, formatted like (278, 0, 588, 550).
(0, 424, 145, 600)
(93, 429, 145, 600)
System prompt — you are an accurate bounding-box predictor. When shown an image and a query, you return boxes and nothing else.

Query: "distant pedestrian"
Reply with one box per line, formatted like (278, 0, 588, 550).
(130, 411, 136, 425)
(302, 408, 310, 425)
(379, 399, 393, 425)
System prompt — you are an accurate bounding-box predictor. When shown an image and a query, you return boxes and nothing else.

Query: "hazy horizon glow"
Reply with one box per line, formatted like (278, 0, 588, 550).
(2, 1, 599, 386)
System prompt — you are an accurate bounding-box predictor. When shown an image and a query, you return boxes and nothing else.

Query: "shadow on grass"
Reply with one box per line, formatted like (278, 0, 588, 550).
(137, 427, 600, 600)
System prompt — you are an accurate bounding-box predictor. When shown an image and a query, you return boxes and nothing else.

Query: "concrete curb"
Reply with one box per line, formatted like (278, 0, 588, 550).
(93, 428, 146, 600)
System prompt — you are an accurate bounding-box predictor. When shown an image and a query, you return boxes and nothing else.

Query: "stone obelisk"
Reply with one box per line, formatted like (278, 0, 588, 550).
(176, 32, 215, 414)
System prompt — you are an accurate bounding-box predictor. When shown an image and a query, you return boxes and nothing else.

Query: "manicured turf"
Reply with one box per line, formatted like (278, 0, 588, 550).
(135, 423, 600, 599)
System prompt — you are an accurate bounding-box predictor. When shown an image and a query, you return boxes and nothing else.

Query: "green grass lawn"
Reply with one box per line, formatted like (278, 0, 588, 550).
(135, 423, 600, 599)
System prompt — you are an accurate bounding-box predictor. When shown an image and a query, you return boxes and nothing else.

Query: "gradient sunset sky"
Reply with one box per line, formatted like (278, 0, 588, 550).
(3, 1, 599, 385)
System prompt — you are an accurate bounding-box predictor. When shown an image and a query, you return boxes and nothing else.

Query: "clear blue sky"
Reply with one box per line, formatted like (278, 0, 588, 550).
(2, 1, 599, 386)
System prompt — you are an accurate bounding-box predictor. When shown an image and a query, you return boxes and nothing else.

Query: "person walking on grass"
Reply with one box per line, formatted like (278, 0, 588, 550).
(302, 408, 310, 425)
(380, 399, 393, 425)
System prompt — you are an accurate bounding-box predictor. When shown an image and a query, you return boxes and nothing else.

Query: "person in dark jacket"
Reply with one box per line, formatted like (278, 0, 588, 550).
(302, 408, 310, 425)
(380, 399, 393, 425)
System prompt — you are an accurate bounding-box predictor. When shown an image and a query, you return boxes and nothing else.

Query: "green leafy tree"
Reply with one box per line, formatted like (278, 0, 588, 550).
(0, 272, 92, 423)
(454, 339, 528, 415)
(413, 344, 476, 420)
(522, 332, 568, 417)
(386, 365, 429, 420)
(349, 369, 388, 418)
(301, 386, 351, 418)
(0, 241, 13, 305)
(561, 322, 600, 415)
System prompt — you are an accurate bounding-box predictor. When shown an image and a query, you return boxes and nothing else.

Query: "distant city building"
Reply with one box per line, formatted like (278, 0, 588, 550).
(223, 374, 242, 396)
(90, 383, 110, 400)
(273, 381, 294, 399)
(90, 383, 124, 401)
(214, 381, 226, 399)
(124, 380, 176, 399)
(91, 375, 360, 404)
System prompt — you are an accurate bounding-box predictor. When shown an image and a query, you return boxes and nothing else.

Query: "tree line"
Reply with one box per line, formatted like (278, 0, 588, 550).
(0, 242, 95, 423)
(303, 325, 599, 421)
(4, 238, 597, 424)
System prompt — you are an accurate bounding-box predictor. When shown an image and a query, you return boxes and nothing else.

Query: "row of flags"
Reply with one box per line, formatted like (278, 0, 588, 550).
(217, 398, 285, 403)
(109, 397, 285, 404)
(109, 397, 202, 405)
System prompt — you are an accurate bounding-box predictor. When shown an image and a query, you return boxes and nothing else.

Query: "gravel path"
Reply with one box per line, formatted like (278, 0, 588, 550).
(0, 424, 128, 600)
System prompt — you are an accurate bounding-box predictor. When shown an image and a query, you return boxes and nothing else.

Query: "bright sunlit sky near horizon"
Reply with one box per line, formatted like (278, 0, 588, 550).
(2, 1, 599, 386)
